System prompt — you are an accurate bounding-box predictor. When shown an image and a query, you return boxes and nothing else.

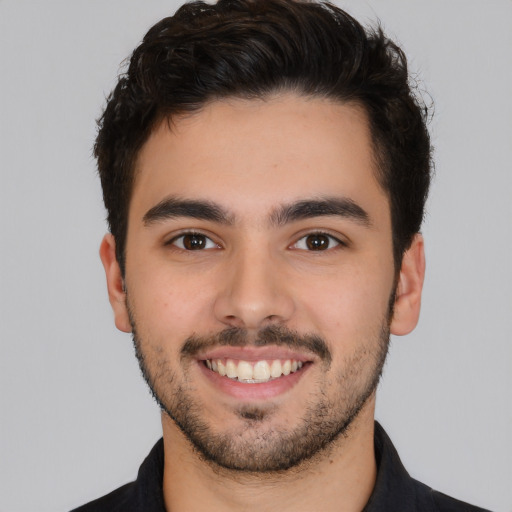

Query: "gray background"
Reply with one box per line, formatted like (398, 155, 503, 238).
(1, 1, 511, 511)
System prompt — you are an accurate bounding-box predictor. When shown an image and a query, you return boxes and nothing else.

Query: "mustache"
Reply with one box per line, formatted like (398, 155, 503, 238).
(181, 325, 332, 364)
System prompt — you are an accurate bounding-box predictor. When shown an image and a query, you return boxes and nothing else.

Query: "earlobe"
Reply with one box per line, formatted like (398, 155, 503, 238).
(390, 234, 426, 336)
(99, 234, 132, 333)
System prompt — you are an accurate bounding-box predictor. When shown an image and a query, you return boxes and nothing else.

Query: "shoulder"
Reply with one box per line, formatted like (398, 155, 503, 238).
(70, 438, 165, 512)
(69, 482, 136, 512)
(413, 479, 492, 512)
(370, 423, 491, 512)
(431, 489, 492, 512)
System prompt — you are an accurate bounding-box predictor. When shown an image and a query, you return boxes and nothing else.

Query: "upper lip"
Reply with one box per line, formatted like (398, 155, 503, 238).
(197, 346, 315, 363)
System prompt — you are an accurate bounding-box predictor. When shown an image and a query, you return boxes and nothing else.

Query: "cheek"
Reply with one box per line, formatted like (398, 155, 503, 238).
(127, 263, 218, 339)
(295, 264, 392, 340)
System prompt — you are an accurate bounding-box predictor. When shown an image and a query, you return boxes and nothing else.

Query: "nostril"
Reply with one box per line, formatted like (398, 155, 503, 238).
(213, 284, 296, 330)
(221, 314, 246, 328)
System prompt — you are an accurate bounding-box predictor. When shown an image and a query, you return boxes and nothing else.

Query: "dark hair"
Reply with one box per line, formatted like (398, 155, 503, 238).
(95, 0, 432, 274)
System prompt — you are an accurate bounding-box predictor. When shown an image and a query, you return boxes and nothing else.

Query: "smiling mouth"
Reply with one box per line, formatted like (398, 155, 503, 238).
(203, 358, 306, 384)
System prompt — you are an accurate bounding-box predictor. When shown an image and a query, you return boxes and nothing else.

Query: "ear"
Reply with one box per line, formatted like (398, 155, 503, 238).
(99, 233, 132, 333)
(390, 234, 426, 336)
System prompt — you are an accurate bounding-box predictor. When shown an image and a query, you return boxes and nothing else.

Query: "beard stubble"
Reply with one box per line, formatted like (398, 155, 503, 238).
(129, 308, 391, 473)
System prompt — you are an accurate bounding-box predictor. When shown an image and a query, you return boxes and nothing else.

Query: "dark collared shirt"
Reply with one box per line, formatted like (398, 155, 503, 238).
(71, 422, 491, 511)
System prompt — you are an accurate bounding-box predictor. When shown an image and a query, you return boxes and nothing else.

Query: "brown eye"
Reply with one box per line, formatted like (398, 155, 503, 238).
(171, 233, 217, 250)
(305, 234, 330, 250)
(293, 233, 341, 251)
(183, 234, 206, 250)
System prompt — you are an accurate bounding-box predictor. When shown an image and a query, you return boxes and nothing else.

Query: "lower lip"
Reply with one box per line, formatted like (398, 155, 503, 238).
(198, 361, 310, 400)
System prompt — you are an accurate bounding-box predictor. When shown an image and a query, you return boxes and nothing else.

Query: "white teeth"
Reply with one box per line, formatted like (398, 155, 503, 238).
(237, 360, 253, 381)
(205, 357, 304, 383)
(270, 360, 282, 378)
(253, 361, 270, 380)
(226, 359, 237, 379)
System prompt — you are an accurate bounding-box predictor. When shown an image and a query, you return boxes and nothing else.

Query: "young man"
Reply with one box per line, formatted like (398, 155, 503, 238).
(73, 1, 490, 510)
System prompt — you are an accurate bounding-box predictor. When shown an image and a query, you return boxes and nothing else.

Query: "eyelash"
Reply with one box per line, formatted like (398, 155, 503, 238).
(291, 232, 346, 252)
(165, 231, 346, 252)
(166, 232, 219, 251)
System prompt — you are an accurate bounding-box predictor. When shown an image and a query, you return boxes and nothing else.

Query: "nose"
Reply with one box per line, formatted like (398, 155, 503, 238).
(213, 245, 295, 330)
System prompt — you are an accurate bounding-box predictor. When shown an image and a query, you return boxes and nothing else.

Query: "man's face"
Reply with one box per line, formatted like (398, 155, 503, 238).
(102, 94, 422, 471)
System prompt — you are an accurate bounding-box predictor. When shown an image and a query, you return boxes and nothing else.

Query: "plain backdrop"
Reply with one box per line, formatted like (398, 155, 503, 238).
(1, 1, 511, 511)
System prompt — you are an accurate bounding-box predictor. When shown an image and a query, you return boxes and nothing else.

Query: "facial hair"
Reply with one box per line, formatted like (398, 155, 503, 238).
(130, 307, 391, 473)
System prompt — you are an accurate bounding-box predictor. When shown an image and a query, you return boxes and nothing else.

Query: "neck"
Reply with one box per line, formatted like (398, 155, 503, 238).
(161, 399, 377, 512)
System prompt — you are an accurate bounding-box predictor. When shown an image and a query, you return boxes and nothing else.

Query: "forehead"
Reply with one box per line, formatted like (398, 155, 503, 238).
(131, 94, 388, 224)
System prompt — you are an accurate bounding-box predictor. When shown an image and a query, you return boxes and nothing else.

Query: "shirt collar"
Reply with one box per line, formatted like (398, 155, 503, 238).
(363, 421, 432, 511)
(134, 437, 166, 511)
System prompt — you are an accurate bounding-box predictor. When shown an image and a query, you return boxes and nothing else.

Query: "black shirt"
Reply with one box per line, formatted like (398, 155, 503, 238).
(71, 422, 491, 511)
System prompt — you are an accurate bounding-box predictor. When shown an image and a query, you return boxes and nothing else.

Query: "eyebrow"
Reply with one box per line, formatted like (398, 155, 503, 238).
(143, 197, 234, 226)
(142, 195, 371, 228)
(270, 197, 372, 228)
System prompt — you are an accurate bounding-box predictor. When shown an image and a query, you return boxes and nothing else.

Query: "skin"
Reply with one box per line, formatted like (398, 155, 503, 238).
(100, 94, 425, 512)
